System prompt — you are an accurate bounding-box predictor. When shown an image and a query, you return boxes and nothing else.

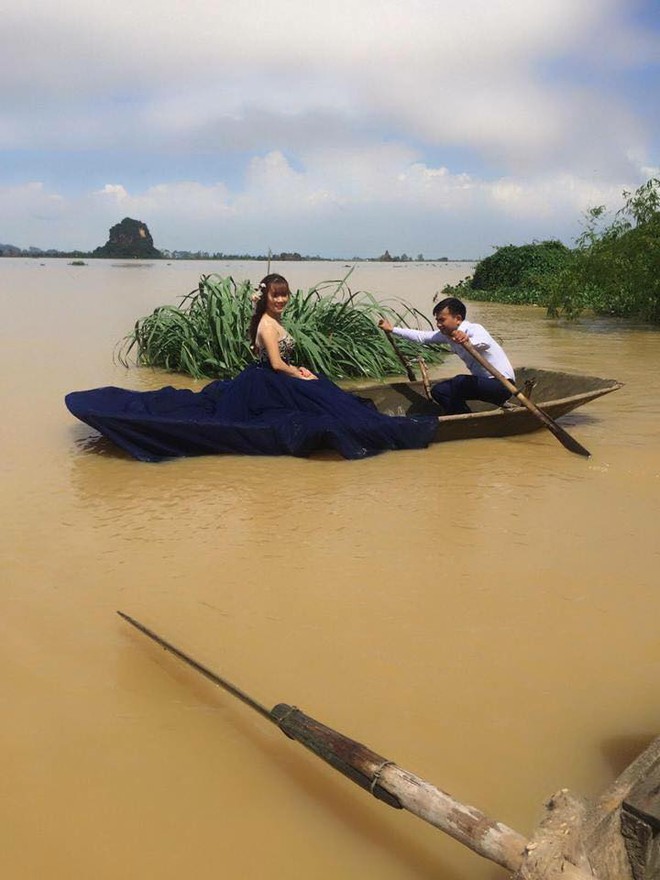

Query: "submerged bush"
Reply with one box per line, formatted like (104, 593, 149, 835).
(118, 273, 446, 380)
(471, 240, 571, 292)
(443, 240, 571, 306)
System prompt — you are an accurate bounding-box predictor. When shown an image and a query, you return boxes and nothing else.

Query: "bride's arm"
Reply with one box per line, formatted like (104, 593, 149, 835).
(257, 322, 317, 379)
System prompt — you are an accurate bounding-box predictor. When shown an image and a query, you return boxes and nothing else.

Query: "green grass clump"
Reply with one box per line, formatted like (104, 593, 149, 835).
(118, 273, 446, 380)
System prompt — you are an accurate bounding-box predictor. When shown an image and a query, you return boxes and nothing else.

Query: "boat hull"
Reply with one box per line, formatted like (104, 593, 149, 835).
(354, 368, 622, 443)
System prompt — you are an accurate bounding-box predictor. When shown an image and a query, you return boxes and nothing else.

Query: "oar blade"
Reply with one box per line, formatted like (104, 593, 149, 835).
(544, 419, 591, 457)
(522, 396, 591, 457)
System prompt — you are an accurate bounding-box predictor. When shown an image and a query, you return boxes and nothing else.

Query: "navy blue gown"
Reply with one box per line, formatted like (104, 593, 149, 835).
(65, 338, 437, 462)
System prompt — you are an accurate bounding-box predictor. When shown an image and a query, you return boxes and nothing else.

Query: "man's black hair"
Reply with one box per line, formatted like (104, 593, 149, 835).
(432, 297, 466, 320)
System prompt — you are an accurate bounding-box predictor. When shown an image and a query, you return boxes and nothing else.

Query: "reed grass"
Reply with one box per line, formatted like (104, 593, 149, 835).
(118, 273, 446, 380)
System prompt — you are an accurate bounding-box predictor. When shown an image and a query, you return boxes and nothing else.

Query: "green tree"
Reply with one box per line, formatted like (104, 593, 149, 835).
(542, 178, 660, 322)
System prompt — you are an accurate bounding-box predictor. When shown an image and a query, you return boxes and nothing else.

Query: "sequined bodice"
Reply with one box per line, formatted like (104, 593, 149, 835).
(256, 332, 295, 366)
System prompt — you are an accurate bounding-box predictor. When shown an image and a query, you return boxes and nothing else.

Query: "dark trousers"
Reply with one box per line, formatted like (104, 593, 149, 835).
(431, 374, 511, 415)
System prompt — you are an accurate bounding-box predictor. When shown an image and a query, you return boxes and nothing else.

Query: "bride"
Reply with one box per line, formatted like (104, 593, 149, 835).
(65, 273, 437, 461)
(250, 273, 318, 381)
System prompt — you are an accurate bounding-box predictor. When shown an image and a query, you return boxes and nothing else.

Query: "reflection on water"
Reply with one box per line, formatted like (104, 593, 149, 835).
(1, 259, 660, 880)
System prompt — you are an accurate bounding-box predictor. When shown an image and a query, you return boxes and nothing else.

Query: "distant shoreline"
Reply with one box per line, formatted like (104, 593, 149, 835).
(0, 252, 477, 263)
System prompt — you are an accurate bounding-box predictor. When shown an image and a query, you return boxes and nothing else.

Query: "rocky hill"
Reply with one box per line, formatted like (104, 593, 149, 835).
(93, 217, 162, 259)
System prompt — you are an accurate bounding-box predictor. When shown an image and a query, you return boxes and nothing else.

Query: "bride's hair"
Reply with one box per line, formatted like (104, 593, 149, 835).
(249, 274, 290, 347)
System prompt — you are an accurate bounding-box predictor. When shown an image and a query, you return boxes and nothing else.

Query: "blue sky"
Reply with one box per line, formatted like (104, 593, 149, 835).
(1, 0, 658, 258)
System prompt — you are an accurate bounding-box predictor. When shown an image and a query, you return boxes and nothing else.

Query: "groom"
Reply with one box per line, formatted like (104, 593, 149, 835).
(379, 297, 515, 415)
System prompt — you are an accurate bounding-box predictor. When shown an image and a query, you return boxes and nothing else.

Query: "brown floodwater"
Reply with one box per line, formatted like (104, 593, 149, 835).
(1, 258, 658, 879)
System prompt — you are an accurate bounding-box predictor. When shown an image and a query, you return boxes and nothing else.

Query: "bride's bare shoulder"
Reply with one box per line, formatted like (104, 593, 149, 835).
(257, 316, 283, 340)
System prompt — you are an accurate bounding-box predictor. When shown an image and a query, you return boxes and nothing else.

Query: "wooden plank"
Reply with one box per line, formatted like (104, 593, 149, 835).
(584, 737, 660, 880)
(621, 748, 660, 880)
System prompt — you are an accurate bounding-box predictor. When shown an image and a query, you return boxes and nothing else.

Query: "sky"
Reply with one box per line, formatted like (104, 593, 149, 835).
(1, 0, 658, 258)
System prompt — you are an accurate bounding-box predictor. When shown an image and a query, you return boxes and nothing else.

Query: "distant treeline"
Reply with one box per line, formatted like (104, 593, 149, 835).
(442, 177, 660, 324)
(0, 246, 457, 262)
(0, 245, 92, 258)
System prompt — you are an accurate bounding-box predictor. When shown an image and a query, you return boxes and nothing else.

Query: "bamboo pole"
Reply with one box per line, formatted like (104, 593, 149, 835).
(379, 764, 528, 870)
(118, 612, 659, 880)
(118, 612, 528, 872)
(270, 704, 528, 870)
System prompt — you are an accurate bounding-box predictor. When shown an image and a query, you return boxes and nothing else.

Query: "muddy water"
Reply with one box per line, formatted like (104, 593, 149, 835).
(1, 258, 659, 880)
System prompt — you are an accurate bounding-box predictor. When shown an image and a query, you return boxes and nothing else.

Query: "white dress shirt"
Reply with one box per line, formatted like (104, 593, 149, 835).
(392, 320, 515, 381)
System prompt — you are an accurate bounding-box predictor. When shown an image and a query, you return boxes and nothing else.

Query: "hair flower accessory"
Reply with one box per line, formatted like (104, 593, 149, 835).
(250, 287, 263, 313)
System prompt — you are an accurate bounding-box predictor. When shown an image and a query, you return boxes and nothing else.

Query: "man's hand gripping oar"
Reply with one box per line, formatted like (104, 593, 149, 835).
(377, 317, 416, 382)
(378, 318, 433, 399)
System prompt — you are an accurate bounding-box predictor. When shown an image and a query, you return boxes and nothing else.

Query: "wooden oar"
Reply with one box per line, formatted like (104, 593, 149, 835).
(382, 329, 416, 382)
(117, 611, 528, 872)
(417, 357, 433, 401)
(460, 339, 591, 458)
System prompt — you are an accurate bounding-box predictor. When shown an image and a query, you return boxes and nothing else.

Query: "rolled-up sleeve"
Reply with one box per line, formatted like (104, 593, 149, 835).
(392, 327, 445, 345)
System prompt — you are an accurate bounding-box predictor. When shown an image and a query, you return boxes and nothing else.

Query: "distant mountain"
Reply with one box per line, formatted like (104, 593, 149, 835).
(0, 217, 164, 260)
(93, 217, 162, 259)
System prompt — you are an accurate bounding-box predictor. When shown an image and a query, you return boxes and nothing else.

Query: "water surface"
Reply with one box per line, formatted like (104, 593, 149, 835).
(1, 258, 658, 879)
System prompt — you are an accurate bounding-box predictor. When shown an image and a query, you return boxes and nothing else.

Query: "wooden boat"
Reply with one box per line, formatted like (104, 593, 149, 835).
(354, 367, 622, 443)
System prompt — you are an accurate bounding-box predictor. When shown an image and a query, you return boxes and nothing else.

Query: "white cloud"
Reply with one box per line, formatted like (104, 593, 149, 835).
(95, 184, 129, 200)
(1, 1, 654, 169)
(0, 1, 656, 253)
(0, 149, 635, 256)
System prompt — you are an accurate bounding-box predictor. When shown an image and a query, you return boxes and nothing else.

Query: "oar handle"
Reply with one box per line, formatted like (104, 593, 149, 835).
(271, 704, 402, 808)
(382, 330, 417, 382)
(460, 339, 591, 458)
